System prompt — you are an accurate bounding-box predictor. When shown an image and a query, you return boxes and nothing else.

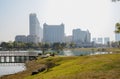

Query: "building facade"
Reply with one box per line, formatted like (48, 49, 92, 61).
(29, 13, 43, 43)
(15, 35, 27, 43)
(15, 13, 43, 44)
(43, 23, 64, 43)
(72, 29, 91, 43)
(97, 38, 103, 44)
(92, 38, 97, 43)
(72, 29, 91, 47)
(115, 33, 120, 42)
(27, 35, 39, 43)
(65, 35, 72, 43)
(104, 37, 110, 45)
(15, 35, 39, 44)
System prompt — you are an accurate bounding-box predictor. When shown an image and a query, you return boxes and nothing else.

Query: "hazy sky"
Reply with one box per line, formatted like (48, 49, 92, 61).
(0, 0, 120, 42)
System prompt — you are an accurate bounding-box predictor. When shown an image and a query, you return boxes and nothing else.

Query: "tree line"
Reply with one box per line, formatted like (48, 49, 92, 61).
(0, 41, 75, 51)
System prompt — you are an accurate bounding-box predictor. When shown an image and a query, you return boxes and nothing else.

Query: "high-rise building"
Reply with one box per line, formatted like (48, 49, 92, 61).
(97, 38, 103, 44)
(72, 29, 81, 43)
(15, 13, 43, 43)
(29, 13, 43, 43)
(72, 29, 91, 44)
(115, 33, 120, 42)
(43, 23, 64, 43)
(104, 37, 110, 45)
(85, 30, 91, 43)
(92, 38, 97, 43)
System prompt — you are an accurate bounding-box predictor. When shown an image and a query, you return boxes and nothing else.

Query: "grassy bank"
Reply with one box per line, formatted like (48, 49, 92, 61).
(1, 53, 120, 79)
(64, 47, 120, 53)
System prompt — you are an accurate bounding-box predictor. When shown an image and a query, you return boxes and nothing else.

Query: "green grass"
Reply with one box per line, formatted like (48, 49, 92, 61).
(24, 54, 120, 79)
(65, 47, 120, 53)
(1, 53, 120, 79)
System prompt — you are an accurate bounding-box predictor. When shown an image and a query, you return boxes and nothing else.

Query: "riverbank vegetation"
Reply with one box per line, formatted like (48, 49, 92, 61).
(0, 42, 66, 51)
(1, 53, 120, 79)
(0, 41, 120, 51)
(65, 47, 120, 53)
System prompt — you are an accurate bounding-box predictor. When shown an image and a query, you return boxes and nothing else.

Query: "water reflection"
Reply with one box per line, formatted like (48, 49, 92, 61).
(0, 63, 26, 76)
(60, 50, 112, 56)
(90, 52, 112, 55)
(62, 50, 74, 56)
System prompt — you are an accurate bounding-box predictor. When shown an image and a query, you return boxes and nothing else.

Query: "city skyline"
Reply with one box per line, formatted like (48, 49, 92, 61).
(0, 0, 120, 42)
(15, 13, 91, 44)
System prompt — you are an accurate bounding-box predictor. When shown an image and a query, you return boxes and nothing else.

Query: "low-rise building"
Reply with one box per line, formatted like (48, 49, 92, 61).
(15, 35, 27, 43)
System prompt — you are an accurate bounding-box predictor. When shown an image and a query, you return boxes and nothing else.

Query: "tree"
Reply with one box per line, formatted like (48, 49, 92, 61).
(115, 23, 120, 33)
(115, 22, 120, 47)
(61, 43, 66, 48)
(0, 42, 8, 50)
(7, 41, 14, 50)
(38, 43, 42, 48)
(41, 43, 50, 54)
(69, 42, 75, 48)
(52, 43, 63, 54)
(112, 0, 120, 2)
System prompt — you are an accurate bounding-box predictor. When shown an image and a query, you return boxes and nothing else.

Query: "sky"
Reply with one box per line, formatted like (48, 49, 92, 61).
(0, 0, 120, 42)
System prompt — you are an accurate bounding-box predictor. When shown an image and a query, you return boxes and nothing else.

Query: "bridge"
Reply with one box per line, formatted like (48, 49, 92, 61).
(0, 51, 38, 63)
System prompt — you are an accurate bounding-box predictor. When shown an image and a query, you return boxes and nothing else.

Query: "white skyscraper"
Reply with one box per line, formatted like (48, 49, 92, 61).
(72, 29, 91, 44)
(43, 23, 64, 43)
(29, 13, 43, 43)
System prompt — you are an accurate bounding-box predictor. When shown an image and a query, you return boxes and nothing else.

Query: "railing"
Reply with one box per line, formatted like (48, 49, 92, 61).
(0, 51, 38, 63)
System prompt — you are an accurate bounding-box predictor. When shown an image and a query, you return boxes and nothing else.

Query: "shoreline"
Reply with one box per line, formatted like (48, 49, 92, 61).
(1, 53, 120, 79)
(1, 48, 120, 79)
(64, 47, 120, 53)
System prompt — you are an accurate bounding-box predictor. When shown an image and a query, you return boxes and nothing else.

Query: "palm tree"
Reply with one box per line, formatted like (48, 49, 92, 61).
(115, 23, 120, 33)
(115, 22, 120, 47)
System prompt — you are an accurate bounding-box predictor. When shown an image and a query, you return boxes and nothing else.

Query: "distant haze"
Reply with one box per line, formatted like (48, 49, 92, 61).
(0, 0, 120, 42)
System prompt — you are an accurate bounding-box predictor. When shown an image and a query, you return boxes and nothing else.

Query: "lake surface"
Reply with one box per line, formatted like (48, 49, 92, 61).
(59, 50, 112, 56)
(0, 63, 26, 76)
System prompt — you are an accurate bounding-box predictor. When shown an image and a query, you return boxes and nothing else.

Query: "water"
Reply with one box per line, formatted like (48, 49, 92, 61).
(59, 50, 112, 56)
(0, 63, 26, 76)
